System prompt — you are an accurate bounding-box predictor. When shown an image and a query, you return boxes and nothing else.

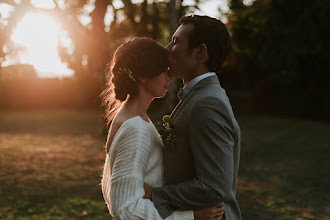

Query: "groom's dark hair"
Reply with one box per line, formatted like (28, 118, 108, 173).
(179, 15, 232, 75)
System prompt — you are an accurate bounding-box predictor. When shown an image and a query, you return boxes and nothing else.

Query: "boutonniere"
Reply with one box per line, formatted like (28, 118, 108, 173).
(156, 115, 175, 151)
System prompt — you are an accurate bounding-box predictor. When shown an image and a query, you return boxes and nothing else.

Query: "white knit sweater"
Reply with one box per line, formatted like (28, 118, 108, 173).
(102, 116, 194, 220)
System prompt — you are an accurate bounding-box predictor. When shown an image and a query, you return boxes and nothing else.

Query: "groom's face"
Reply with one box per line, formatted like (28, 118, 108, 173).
(165, 24, 197, 79)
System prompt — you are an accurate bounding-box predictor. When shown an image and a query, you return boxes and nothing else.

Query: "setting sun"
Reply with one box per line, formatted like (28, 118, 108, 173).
(11, 12, 73, 78)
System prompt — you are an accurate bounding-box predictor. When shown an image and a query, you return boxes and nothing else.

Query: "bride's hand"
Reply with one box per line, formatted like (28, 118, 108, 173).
(143, 183, 153, 200)
(193, 202, 224, 220)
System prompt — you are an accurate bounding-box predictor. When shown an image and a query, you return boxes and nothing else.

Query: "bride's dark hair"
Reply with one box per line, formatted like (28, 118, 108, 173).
(101, 37, 168, 126)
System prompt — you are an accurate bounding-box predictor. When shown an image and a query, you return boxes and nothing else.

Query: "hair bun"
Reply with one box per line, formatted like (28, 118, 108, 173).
(112, 72, 135, 101)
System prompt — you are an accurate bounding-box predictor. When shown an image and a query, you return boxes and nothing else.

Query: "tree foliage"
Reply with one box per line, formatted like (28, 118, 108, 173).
(1, 0, 199, 79)
(0, 0, 201, 113)
(228, 0, 330, 118)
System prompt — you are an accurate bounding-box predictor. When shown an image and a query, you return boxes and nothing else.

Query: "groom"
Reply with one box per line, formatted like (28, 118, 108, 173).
(145, 15, 242, 220)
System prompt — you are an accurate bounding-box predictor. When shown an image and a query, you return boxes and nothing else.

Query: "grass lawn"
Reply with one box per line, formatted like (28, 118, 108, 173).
(0, 110, 329, 219)
(237, 116, 330, 219)
(0, 110, 109, 220)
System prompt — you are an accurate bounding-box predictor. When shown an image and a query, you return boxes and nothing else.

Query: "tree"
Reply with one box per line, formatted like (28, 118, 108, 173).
(0, 0, 27, 82)
(0, 0, 203, 114)
(1, 0, 201, 77)
(228, 0, 330, 118)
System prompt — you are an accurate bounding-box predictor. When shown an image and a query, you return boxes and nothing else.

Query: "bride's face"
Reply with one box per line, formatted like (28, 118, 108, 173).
(142, 71, 173, 98)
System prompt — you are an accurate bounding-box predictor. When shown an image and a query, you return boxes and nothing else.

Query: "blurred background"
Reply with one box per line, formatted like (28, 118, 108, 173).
(0, 0, 329, 219)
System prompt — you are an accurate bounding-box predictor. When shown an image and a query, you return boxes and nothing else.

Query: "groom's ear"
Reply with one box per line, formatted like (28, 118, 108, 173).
(193, 43, 209, 63)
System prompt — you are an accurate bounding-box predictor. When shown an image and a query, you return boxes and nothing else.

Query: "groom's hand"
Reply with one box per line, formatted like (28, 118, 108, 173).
(193, 202, 224, 220)
(143, 183, 153, 200)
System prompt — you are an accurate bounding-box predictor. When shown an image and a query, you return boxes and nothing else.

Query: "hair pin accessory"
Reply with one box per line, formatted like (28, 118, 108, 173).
(118, 68, 136, 82)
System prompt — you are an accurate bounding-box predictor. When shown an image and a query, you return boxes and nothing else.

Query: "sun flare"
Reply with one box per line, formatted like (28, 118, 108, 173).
(11, 13, 73, 78)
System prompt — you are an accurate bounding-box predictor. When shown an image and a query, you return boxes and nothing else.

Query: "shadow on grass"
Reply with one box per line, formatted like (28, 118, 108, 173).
(0, 110, 110, 219)
(237, 116, 330, 219)
(1, 197, 109, 220)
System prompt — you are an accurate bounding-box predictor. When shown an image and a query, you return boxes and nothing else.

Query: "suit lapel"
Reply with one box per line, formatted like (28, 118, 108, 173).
(170, 75, 220, 123)
(171, 89, 196, 122)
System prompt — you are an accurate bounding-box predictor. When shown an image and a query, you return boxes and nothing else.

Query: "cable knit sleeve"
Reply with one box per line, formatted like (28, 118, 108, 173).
(107, 118, 193, 220)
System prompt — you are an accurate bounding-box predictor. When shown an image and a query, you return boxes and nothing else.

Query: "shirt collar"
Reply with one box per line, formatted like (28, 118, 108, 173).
(181, 72, 216, 97)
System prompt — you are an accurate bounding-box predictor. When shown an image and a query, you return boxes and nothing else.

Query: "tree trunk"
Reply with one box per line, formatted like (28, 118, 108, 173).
(89, 0, 110, 78)
(169, 0, 178, 38)
(151, 1, 160, 39)
(166, 0, 180, 114)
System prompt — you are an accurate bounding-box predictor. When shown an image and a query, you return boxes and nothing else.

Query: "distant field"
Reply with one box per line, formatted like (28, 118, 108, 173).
(0, 110, 329, 219)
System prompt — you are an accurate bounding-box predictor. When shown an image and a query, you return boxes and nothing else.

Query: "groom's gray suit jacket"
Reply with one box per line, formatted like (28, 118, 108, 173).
(153, 75, 242, 220)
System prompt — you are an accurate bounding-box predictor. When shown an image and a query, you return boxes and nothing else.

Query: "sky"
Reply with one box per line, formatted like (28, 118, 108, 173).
(0, 0, 232, 78)
(184, 0, 229, 21)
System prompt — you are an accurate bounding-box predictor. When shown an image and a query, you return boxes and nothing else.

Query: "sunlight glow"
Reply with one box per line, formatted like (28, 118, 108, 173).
(243, 0, 255, 6)
(0, 3, 14, 19)
(30, 0, 55, 9)
(10, 13, 73, 78)
(3, 0, 226, 78)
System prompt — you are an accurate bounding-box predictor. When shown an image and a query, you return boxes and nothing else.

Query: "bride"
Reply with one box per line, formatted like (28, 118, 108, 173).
(101, 37, 223, 219)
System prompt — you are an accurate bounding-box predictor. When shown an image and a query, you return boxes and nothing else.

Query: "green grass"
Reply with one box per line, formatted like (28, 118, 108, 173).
(0, 110, 329, 219)
(237, 116, 330, 219)
(0, 110, 110, 219)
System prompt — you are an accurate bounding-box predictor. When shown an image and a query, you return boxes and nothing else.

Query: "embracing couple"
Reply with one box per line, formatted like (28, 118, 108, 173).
(101, 15, 242, 220)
